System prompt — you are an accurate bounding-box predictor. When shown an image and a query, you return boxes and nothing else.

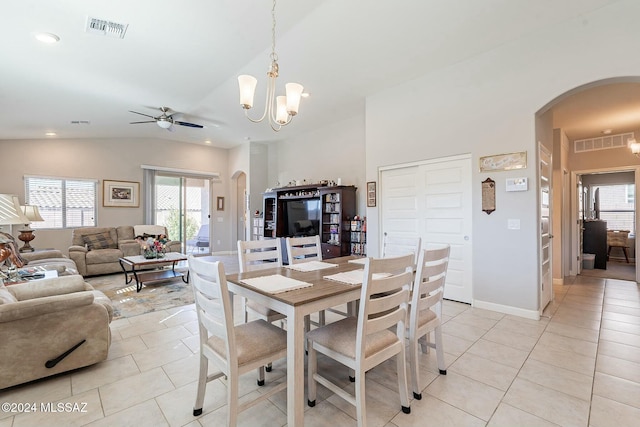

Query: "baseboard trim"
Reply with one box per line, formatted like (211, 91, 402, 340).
(553, 277, 564, 285)
(473, 299, 540, 320)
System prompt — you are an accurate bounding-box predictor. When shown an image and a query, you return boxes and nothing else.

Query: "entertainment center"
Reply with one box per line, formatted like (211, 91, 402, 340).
(262, 184, 357, 258)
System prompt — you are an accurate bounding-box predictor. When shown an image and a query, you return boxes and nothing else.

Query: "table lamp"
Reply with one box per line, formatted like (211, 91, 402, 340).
(18, 205, 44, 252)
(0, 238, 12, 266)
(0, 194, 30, 238)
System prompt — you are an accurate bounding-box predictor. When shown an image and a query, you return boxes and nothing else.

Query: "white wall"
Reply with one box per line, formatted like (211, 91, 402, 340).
(0, 138, 229, 253)
(272, 114, 367, 214)
(364, 1, 640, 313)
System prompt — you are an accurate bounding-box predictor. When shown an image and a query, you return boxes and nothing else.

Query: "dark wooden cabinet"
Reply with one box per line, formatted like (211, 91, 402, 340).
(262, 192, 277, 238)
(320, 186, 356, 258)
(583, 220, 607, 269)
(262, 185, 357, 259)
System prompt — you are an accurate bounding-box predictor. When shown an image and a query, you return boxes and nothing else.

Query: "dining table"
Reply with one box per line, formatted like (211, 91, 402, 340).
(225, 255, 367, 427)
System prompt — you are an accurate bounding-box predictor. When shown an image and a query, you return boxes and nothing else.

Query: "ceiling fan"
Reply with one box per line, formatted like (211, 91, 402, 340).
(129, 106, 204, 131)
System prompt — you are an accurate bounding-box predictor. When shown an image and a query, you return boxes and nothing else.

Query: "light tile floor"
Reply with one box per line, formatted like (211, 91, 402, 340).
(2, 274, 640, 426)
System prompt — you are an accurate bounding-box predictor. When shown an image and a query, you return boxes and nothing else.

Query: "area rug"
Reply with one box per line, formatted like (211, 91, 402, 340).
(85, 255, 239, 320)
(85, 272, 194, 320)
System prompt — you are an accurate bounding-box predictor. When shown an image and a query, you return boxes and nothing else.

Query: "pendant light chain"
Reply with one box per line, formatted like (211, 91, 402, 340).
(237, 0, 304, 131)
(270, 0, 278, 63)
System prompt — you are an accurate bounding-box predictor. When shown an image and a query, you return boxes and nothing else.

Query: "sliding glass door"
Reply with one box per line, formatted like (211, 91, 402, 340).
(153, 174, 211, 253)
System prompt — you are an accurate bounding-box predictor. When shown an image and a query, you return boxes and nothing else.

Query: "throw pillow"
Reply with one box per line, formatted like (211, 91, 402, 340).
(0, 283, 17, 305)
(83, 231, 117, 250)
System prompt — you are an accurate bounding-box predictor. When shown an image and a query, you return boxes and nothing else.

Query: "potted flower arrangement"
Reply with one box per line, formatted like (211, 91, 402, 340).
(142, 235, 167, 259)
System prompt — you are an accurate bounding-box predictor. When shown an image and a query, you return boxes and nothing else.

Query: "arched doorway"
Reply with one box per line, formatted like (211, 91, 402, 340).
(536, 77, 640, 287)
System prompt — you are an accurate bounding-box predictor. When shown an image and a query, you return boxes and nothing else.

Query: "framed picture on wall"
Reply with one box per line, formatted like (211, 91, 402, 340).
(103, 180, 140, 208)
(367, 181, 376, 207)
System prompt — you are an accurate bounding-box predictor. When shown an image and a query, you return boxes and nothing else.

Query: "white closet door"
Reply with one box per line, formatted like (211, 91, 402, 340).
(381, 155, 472, 303)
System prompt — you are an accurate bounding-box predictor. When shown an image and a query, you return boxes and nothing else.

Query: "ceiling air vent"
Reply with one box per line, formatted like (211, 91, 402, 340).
(85, 17, 128, 39)
(574, 132, 634, 154)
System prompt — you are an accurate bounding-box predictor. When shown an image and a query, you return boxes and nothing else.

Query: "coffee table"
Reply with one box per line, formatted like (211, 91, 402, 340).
(119, 252, 189, 292)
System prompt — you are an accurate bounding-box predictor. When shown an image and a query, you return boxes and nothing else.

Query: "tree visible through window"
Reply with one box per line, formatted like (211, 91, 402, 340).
(24, 177, 97, 229)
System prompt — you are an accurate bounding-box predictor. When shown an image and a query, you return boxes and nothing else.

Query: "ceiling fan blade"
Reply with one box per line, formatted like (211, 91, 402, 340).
(129, 110, 156, 119)
(174, 121, 204, 128)
(130, 120, 156, 124)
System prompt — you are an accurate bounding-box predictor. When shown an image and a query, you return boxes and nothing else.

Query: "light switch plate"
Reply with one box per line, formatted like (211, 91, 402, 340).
(506, 177, 528, 192)
(508, 219, 521, 230)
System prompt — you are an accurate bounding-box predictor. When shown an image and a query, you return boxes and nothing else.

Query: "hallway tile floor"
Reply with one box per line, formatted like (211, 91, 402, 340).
(1, 274, 639, 426)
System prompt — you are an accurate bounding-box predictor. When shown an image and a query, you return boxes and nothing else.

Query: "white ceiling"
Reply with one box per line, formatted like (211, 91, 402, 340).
(3, 0, 637, 149)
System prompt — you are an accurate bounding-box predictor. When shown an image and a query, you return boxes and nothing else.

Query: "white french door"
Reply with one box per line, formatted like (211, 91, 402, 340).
(380, 154, 473, 303)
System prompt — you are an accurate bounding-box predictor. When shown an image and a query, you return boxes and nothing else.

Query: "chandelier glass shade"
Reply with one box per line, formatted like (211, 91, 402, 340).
(628, 138, 640, 156)
(237, 0, 303, 131)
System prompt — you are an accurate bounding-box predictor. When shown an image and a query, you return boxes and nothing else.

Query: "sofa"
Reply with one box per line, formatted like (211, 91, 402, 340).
(0, 275, 113, 389)
(69, 225, 181, 277)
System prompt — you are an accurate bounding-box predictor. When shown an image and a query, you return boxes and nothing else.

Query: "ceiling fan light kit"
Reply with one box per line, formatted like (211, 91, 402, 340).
(129, 106, 204, 132)
(238, 0, 304, 132)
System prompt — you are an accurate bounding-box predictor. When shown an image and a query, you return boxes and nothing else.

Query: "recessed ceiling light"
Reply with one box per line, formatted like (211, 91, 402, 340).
(301, 93, 310, 98)
(602, 129, 613, 135)
(34, 32, 60, 44)
(204, 140, 211, 144)
(45, 132, 57, 137)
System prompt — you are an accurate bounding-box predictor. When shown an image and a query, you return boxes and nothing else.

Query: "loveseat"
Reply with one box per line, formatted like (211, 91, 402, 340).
(0, 275, 113, 389)
(69, 225, 181, 276)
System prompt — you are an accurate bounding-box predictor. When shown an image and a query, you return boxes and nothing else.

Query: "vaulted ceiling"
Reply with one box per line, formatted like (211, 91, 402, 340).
(3, 0, 637, 149)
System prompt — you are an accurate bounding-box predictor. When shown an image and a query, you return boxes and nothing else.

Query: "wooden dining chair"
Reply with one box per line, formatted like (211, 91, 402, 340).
(607, 230, 631, 263)
(285, 235, 329, 326)
(382, 232, 422, 268)
(307, 254, 414, 426)
(407, 244, 450, 399)
(187, 255, 287, 426)
(285, 234, 322, 264)
(237, 239, 287, 327)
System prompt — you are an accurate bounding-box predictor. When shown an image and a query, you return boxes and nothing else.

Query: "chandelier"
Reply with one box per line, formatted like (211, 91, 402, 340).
(237, 0, 304, 132)
(629, 138, 640, 157)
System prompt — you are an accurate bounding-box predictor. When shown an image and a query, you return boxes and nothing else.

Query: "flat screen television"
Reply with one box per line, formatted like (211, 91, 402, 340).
(284, 199, 321, 237)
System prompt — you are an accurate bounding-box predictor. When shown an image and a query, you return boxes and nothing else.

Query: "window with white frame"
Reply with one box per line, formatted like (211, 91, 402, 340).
(24, 176, 97, 229)
(595, 184, 635, 232)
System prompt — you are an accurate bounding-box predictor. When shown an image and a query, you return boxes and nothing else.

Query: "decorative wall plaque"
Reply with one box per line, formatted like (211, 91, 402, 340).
(479, 151, 527, 172)
(482, 178, 496, 214)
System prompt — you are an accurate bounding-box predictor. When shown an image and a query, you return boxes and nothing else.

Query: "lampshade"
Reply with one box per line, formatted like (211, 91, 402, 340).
(21, 205, 44, 223)
(0, 194, 30, 225)
(629, 138, 640, 156)
(285, 82, 303, 115)
(238, 74, 258, 109)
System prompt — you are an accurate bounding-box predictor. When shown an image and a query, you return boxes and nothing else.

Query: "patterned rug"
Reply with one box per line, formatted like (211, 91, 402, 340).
(85, 255, 239, 320)
(85, 271, 194, 320)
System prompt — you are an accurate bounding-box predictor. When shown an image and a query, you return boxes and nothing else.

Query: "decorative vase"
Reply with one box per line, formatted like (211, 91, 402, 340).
(143, 248, 164, 259)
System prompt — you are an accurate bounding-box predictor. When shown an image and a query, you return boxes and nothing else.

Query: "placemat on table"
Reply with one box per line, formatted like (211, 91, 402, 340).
(285, 260, 339, 272)
(324, 269, 392, 285)
(243, 274, 313, 294)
